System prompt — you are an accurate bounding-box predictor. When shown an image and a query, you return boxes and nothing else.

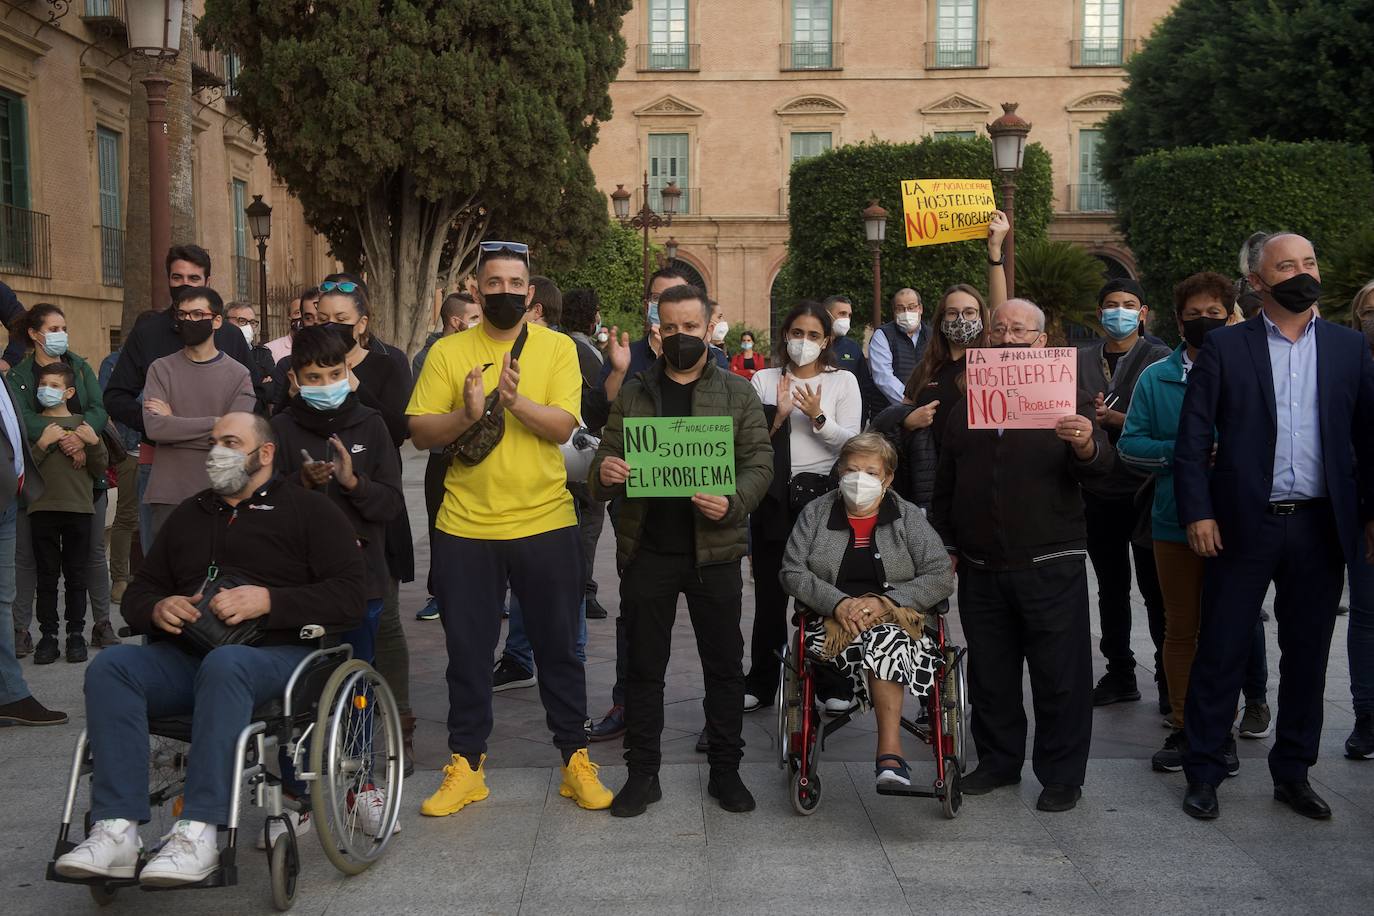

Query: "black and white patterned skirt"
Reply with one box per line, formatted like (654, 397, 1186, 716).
(802, 618, 939, 711)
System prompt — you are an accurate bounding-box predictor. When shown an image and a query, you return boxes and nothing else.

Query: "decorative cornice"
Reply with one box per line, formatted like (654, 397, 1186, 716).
(0, 20, 53, 60)
(633, 95, 704, 117)
(80, 65, 131, 100)
(775, 95, 846, 116)
(1066, 92, 1124, 113)
(919, 93, 992, 116)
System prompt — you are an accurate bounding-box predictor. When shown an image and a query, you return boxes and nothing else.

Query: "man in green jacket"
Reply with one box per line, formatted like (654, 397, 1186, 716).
(590, 283, 773, 817)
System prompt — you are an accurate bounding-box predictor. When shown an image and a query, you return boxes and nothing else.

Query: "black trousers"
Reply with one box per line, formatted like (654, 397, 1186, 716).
(1183, 505, 1344, 787)
(620, 549, 745, 775)
(958, 558, 1094, 787)
(431, 526, 587, 760)
(30, 510, 92, 637)
(568, 481, 604, 599)
(1084, 493, 1166, 681)
(744, 529, 790, 700)
(422, 453, 450, 598)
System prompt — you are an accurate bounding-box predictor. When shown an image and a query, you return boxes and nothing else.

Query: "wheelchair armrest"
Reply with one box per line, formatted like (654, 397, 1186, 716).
(281, 643, 354, 719)
(927, 599, 950, 617)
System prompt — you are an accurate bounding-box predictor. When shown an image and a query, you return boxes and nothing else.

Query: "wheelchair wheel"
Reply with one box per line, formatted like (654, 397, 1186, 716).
(310, 659, 403, 876)
(776, 644, 800, 771)
(88, 884, 118, 906)
(790, 770, 821, 816)
(941, 757, 963, 820)
(942, 648, 969, 774)
(269, 835, 299, 911)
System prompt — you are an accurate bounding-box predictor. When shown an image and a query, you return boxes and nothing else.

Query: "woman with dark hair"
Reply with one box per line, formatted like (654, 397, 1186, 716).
(743, 301, 862, 714)
(6, 303, 119, 658)
(729, 331, 765, 380)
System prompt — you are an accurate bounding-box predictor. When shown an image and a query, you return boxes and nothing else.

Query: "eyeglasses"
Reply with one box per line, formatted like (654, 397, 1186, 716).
(229, 317, 260, 328)
(174, 309, 215, 322)
(478, 241, 531, 266)
(321, 280, 360, 294)
(990, 325, 1043, 340)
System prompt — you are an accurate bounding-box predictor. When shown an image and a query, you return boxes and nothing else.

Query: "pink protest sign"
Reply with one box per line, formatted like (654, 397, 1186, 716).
(965, 347, 1077, 429)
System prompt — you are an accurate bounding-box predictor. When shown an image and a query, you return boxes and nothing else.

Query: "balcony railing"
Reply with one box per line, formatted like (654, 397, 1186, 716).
(99, 225, 124, 287)
(636, 185, 700, 217)
(780, 42, 843, 72)
(190, 16, 226, 90)
(0, 205, 52, 279)
(1067, 183, 1116, 213)
(1071, 38, 1136, 67)
(80, 0, 127, 32)
(925, 40, 990, 70)
(224, 53, 243, 102)
(636, 43, 700, 72)
(233, 254, 259, 302)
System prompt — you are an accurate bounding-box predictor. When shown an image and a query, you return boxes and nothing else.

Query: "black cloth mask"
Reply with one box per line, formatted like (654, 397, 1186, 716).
(319, 321, 356, 349)
(1181, 316, 1227, 350)
(1266, 273, 1322, 314)
(482, 293, 528, 330)
(661, 332, 707, 371)
(175, 318, 215, 347)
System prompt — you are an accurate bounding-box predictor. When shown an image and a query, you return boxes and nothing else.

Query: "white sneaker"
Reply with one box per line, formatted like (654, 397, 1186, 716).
(139, 820, 218, 886)
(54, 818, 141, 879)
(254, 809, 312, 850)
(743, 694, 762, 712)
(823, 697, 859, 717)
(351, 786, 401, 837)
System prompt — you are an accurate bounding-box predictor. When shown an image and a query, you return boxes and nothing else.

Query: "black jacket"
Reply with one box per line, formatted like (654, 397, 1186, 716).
(271, 395, 404, 601)
(104, 308, 256, 436)
(122, 476, 367, 645)
(871, 404, 937, 510)
(929, 397, 1116, 571)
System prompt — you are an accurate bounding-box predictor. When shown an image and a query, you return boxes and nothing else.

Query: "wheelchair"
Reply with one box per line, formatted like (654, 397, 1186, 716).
(44, 630, 404, 911)
(776, 600, 968, 818)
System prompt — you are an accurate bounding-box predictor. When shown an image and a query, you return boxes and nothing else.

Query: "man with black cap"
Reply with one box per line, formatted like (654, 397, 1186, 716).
(1077, 279, 1171, 711)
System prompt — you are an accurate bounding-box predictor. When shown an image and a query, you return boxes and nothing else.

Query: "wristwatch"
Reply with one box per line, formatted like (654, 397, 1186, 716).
(987, 253, 1005, 266)
(812, 413, 827, 430)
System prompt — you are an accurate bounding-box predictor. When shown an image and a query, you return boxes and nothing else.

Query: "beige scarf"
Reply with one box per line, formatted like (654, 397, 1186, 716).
(818, 594, 925, 660)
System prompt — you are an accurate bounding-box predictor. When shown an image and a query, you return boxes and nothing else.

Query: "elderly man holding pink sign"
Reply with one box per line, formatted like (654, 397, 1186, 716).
(929, 298, 1115, 813)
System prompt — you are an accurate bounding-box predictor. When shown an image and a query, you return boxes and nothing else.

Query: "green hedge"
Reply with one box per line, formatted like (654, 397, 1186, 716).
(783, 136, 1053, 332)
(547, 221, 659, 336)
(1116, 140, 1374, 328)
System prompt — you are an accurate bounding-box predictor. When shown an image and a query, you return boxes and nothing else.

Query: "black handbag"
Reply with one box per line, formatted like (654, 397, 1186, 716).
(174, 574, 265, 657)
(788, 470, 837, 514)
(444, 325, 529, 467)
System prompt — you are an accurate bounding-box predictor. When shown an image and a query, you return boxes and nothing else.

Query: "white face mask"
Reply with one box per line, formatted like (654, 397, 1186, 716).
(831, 317, 851, 337)
(205, 444, 260, 496)
(894, 310, 922, 333)
(839, 471, 885, 511)
(712, 321, 729, 343)
(786, 338, 822, 367)
(240, 323, 255, 346)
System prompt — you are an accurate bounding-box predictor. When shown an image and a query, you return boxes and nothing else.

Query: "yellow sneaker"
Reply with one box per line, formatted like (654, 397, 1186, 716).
(420, 753, 489, 817)
(559, 748, 613, 810)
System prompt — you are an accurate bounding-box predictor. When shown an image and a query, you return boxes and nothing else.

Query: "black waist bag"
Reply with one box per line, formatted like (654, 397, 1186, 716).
(175, 574, 265, 657)
(444, 325, 529, 467)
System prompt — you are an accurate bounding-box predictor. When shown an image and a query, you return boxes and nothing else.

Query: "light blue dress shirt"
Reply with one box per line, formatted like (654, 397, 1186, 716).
(1263, 312, 1325, 501)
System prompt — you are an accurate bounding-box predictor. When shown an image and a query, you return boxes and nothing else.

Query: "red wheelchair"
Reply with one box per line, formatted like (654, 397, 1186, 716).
(776, 600, 968, 818)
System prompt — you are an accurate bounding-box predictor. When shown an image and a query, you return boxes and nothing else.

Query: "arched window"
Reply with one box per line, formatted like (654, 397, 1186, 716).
(666, 258, 707, 294)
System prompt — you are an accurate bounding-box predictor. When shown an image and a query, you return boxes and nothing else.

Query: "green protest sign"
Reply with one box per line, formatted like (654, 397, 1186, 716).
(623, 416, 736, 498)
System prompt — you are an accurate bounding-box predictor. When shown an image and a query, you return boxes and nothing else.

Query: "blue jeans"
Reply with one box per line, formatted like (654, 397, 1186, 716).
(86, 641, 310, 825)
(1349, 553, 1374, 715)
(0, 503, 33, 705)
(504, 593, 587, 670)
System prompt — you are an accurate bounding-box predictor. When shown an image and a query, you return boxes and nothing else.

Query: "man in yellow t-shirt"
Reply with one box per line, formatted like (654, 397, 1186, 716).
(407, 242, 612, 817)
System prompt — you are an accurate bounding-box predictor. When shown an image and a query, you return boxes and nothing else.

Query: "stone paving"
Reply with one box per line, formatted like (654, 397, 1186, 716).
(2, 446, 1371, 914)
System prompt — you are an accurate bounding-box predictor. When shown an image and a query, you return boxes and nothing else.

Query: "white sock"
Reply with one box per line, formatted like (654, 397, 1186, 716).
(180, 819, 214, 841)
(95, 818, 138, 843)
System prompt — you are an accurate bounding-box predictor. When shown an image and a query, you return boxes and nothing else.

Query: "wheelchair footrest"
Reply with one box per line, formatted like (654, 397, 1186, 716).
(45, 861, 140, 889)
(139, 866, 237, 892)
(875, 783, 939, 799)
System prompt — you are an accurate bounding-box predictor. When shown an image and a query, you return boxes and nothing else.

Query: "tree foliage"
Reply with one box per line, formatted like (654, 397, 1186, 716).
(546, 222, 658, 337)
(783, 136, 1053, 332)
(1014, 240, 1106, 345)
(1319, 224, 1374, 326)
(200, 0, 632, 353)
(1113, 141, 1374, 328)
(1099, 0, 1374, 187)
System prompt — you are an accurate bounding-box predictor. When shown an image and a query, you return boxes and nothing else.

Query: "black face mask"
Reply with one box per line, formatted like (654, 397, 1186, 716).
(661, 332, 707, 371)
(319, 321, 357, 349)
(1181, 316, 1227, 350)
(994, 341, 1034, 349)
(482, 293, 528, 330)
(175, 318, 215, 347)
(1266, 273, 1322, 314)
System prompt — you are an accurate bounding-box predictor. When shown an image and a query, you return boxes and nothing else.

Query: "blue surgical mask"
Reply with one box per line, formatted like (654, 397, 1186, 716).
(647, 300, 660, 327)
(299, 377, 351, 411)
(1100, 307, 1141, 341)
(41, 331, 68, 357)
(36, 386, 66, 408)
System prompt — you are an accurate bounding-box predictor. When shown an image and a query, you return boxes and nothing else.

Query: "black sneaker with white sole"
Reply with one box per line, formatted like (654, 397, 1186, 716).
(1345, 712, 1374, 760)
(1152, 730, 1187, 773)
(492, 656, 536, 692)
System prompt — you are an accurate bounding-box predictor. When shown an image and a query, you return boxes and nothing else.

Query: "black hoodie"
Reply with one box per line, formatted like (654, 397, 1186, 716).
(270, 394, 404, 600)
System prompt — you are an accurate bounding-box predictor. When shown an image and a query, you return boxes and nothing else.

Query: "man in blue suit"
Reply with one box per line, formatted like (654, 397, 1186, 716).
(1175, 233, 1374, 820)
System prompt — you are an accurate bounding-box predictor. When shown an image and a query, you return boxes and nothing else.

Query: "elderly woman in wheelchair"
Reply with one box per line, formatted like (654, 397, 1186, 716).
(779, 433, 955, 790)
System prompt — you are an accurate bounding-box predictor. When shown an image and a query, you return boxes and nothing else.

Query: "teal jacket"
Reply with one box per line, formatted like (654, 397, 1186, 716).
(7, 350, 111, 491)
(1117, 345, 1190, 543)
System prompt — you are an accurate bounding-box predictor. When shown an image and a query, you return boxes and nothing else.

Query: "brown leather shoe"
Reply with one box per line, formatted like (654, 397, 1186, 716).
(90, 620, 122, 649)
(0, 695, 68, 726)
(13, 629, 32, 658)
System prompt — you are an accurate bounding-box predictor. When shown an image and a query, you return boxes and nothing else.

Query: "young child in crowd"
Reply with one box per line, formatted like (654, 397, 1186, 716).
(26, 362, 108, 664)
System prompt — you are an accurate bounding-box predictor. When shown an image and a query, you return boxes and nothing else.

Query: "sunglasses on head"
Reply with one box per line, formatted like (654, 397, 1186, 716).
(320, 280, 360, 294)
(477, 241, 531, 266)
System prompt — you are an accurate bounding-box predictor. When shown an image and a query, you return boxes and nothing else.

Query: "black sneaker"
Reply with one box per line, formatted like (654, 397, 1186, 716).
(961, 765, 1021, 795)
(1092, 673, 1141, 706)
(33, 635, 60, 665)
(585, 596, 609, 620)
(65, 633, 88, 663)
(695, 727, 709, 754)
(610, 773, 662, 818)
(1152, 730, 1186, 773)
(1346, 712, 1374, 760)
(415, 597, 440, 621)
(707, 769, 756, 813)
(1036, 784, 1081, 812)
(1224, 734, 1240, 778)
(492, 657, 536, 692)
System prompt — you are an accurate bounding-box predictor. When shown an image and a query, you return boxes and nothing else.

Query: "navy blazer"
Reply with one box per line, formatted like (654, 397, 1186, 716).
(1174, 314, 1374, 562)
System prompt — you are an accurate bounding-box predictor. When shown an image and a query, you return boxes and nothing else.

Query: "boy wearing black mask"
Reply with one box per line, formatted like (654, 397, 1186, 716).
(142, 286, 256, 545)
(589, 283, 774, 817)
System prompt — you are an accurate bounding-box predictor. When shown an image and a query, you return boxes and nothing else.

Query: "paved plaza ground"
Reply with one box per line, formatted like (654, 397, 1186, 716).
(3, 446, 1371, 914)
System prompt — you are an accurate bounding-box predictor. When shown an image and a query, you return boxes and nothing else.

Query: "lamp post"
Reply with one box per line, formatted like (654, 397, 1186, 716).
(862, 200, 888, 331)
(987, 102, 1031, 298)
(612, 172, 679, 297)
(245, 194, 272, 319)
(127, 0, 185, 311)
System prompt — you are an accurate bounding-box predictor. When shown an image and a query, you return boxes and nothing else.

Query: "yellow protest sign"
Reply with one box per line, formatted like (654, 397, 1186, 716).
(900, 178, 998, 248)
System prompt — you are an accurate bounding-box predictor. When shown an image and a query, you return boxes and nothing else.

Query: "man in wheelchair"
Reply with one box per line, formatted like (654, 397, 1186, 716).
(55, 412, 366, 886)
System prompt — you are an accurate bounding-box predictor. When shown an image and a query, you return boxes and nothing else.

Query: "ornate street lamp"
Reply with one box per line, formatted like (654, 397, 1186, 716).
(614, 172, 678, 303)
(664, 236, 679, 264)
(862, 200, 888, 331)
(987, 102, 1032, 298)
(245, 194, 272, 318)
(127, 0, 186, 309)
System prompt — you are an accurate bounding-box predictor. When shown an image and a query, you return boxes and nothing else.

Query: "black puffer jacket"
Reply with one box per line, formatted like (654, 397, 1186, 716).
(870, 404, 937, 510)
